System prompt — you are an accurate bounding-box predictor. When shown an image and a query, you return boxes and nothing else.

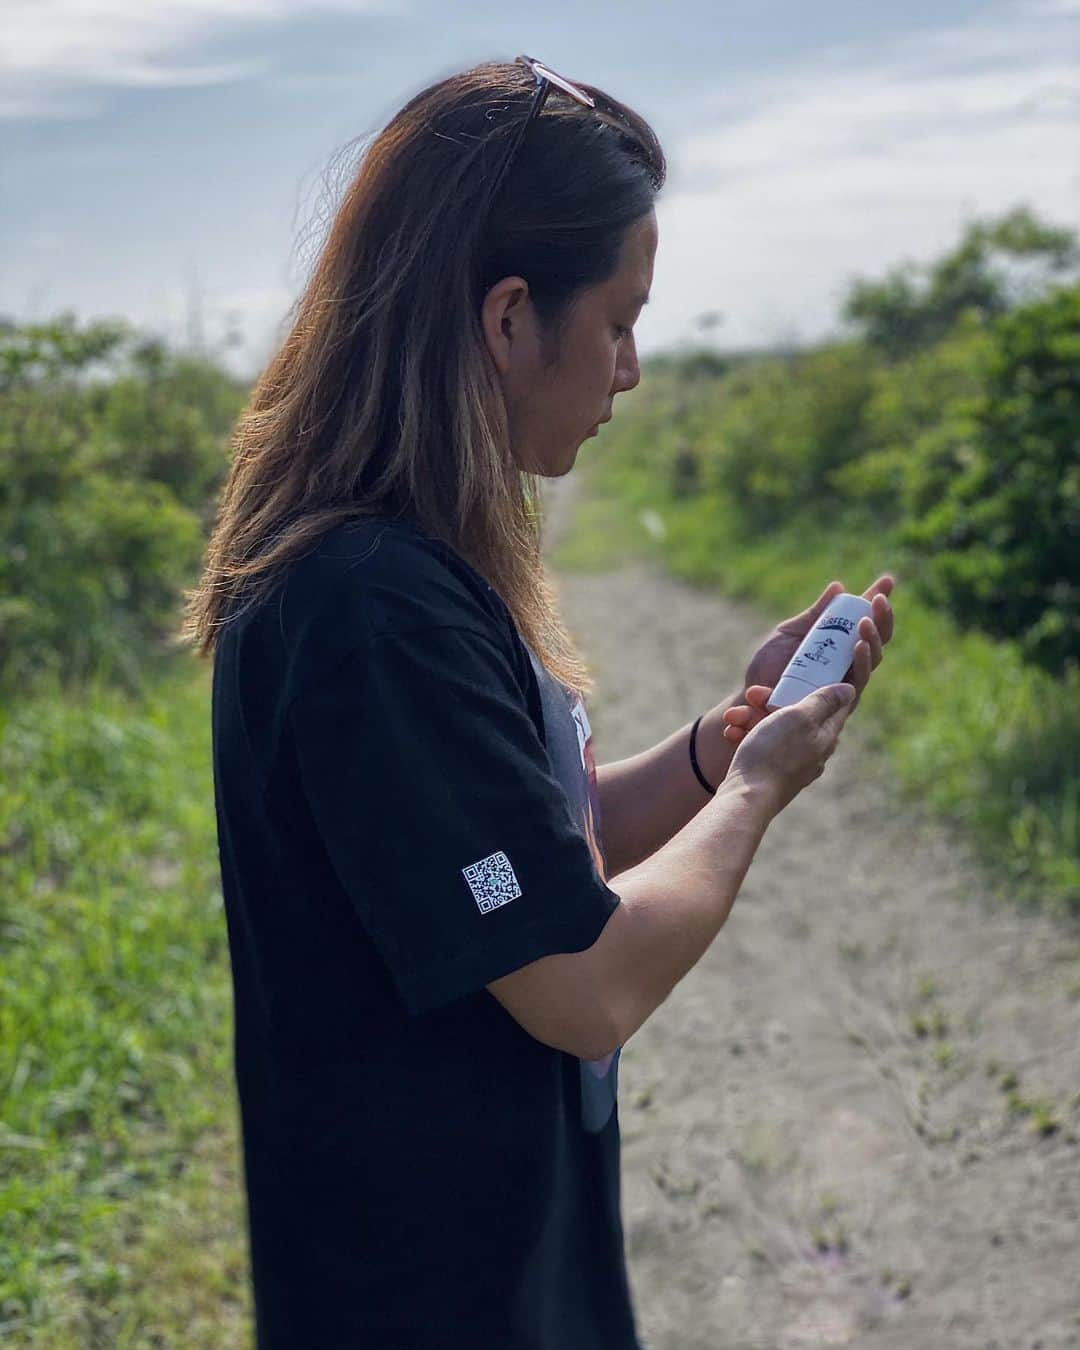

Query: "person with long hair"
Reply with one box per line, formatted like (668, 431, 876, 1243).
(182, 54, 893, 1349)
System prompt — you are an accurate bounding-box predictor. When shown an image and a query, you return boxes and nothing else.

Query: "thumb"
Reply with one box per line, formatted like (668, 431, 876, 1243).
(808, 682, 857, 721)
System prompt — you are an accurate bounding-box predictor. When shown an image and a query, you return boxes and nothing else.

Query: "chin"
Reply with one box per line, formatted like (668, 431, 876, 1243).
(534, 460, 575, 480)
(517, 438, 582, 477)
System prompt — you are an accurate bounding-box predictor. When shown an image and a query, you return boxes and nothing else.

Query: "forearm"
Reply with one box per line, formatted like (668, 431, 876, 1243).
(594, 776, 776, 1052)
(596, 688, 743, 878)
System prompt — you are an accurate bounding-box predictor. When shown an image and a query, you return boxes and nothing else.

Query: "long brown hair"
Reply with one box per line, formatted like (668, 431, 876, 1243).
(179, 57, 665, 695)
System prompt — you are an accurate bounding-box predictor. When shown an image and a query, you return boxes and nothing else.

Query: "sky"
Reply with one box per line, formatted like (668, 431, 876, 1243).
(2, 0, 1078, 377)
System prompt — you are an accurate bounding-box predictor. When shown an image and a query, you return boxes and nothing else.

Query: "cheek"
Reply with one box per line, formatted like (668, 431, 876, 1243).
(558, 332, 618, 410)
(589, 335, 619, 390)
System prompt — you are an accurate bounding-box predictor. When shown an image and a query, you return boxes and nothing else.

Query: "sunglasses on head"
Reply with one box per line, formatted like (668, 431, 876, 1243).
(483, 55, 597, 209)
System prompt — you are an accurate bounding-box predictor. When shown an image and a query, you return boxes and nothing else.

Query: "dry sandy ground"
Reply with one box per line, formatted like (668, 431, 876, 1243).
(540, 471, 1080, 1350)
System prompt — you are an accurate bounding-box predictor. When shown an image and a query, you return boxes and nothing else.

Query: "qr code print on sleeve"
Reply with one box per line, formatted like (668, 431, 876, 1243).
(462, 851, 522, 914)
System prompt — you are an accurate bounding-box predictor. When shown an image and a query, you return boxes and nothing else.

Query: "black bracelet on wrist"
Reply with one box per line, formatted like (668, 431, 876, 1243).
(689, 713, 718, 795)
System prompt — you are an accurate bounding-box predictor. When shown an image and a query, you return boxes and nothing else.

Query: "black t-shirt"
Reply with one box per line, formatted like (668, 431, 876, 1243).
(210, 514, 641, 1349)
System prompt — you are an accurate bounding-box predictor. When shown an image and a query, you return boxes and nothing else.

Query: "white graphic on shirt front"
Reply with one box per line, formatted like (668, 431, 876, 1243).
(462, 851, 522, 913)
(523, 641, 621, 1134)
(564, 689, 619, 1129)
(570, 702, 590, 771)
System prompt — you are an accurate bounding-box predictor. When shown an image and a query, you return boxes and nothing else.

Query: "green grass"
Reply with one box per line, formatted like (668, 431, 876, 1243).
(0, 660, 252, 1345)
(556, 390, 1080, 917)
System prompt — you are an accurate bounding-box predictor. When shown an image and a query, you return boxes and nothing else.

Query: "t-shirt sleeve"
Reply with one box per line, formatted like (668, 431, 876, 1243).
(287, 624, 621, 1016)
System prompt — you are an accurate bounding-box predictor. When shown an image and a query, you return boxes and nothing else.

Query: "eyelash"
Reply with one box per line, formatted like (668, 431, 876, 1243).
(614, 325, 632, 341)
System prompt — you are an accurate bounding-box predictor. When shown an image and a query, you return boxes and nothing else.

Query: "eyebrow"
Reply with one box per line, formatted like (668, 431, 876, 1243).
(632, 293, 651, 307)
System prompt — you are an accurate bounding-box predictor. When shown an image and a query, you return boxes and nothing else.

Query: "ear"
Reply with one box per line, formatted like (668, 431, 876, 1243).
(481, 276, 531, 376)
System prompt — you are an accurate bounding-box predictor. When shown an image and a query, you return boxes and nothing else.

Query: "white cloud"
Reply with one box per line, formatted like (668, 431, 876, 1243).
(5, 0, 1075, 363)
(0, 0, 409, 119)
(640, 0, 1080, 353)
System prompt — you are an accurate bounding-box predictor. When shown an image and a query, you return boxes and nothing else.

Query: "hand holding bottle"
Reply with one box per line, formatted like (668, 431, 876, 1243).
(726, 682, 858, 814)
(726, 578, 895, 746)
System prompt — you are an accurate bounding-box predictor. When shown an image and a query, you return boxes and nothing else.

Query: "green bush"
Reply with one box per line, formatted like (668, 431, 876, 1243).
(829, 316, 992, 526)
(0, 316, 246, 696)
(704, 278, 1078, 677)
(900, 284, 1080, 674)
(709, 341, 879, 529)
(841, 205, 1078, 359)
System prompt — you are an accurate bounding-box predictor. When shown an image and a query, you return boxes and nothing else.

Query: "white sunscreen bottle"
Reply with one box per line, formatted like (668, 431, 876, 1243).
(766, 593, 874, 710)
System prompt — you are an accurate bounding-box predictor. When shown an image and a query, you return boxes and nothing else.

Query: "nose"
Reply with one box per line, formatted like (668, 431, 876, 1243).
(613, 333, 641, 397)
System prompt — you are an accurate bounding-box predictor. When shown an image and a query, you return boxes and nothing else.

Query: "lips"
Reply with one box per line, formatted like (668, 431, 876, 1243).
(586, 412, 613, 437)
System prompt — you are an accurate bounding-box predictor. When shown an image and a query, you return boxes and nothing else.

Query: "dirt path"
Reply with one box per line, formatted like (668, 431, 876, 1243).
(540, 471, 1080, 1350)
